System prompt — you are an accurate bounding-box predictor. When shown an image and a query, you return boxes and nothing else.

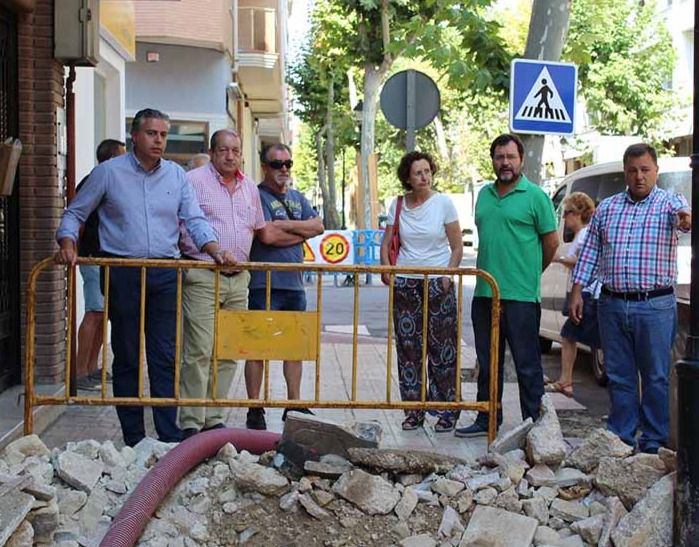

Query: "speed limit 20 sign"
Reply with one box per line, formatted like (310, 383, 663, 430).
(320, 233, 350, 264)
(305, 230, 354, 265)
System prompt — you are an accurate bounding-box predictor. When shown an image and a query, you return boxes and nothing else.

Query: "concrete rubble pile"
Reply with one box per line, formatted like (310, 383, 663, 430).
(0, 397, 677, 546)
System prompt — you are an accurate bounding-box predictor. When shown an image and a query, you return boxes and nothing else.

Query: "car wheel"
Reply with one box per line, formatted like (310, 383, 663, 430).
(591, 348, 608, 386)
(539, 337, 553, 354)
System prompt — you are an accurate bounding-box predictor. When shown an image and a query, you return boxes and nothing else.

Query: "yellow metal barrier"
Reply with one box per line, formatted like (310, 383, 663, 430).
(25, 257, 502, 442)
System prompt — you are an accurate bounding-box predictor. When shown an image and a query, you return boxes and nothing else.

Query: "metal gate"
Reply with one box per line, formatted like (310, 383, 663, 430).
(0, 7, 20, 392)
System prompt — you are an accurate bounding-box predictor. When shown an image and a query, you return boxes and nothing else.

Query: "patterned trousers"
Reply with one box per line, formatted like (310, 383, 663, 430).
(393, 277, 459, 422)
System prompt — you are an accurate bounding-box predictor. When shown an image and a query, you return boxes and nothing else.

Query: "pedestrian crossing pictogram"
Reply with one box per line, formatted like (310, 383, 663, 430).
(510, 59, 577, 136)
(514, 67, 571, 123)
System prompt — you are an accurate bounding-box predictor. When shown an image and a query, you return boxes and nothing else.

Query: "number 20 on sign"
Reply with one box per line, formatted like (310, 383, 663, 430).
(320, 233, 350, 264)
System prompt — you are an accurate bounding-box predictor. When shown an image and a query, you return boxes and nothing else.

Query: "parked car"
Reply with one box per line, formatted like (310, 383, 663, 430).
(539, 157, 691, 386)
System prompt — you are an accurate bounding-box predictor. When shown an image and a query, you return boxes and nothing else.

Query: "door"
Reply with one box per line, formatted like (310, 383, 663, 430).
(0, 6, 20, 392)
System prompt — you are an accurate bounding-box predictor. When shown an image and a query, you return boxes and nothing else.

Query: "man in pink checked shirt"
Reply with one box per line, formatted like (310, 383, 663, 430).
(178, 129, 282, 439)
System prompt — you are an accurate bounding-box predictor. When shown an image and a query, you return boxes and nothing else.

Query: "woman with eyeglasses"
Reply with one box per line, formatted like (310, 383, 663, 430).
(380, 151, 463, 432)
(547, 191, 600, 397)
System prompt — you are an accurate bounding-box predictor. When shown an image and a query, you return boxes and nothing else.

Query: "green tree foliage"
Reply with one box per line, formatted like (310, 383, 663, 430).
(563, 0, 677, 141)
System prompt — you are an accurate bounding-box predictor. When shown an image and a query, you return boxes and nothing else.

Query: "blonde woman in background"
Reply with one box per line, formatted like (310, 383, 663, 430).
(547, 192, 600, 397)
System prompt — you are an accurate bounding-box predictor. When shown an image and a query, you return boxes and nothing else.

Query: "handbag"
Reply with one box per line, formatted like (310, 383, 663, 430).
(388, 196, 403, 265)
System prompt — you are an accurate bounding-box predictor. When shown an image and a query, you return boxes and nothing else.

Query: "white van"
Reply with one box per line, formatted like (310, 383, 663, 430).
(539, 157, 691, 385)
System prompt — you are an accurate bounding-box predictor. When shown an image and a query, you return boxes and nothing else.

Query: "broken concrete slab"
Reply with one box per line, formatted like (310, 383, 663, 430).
(566, 429, 633, 473)
(431, 477, 465, 497)
(549, 498, 589, 523)
(570, 513, 605, 544)
(525, 464, 557, 488)
(304, 460, 352, 479)
(490, 418, 534, 454)
(282, 414, 379, 459)
(298, 493, 330, 519)
(347, 448, 467, 474)
(0, 490, 34, 546)
(611, 473, 674, 547)
(522, 496, 549, 525)
(394, 488, 418, 521)
(228, 460, 289, 496)
(598, 496, 627, 547)
(526, 395, 567, 467)
(595, 453, 667, 509)
(459, 505, 538, 547)
(332, 469, 400, 515)
(53, 451, 103, 494)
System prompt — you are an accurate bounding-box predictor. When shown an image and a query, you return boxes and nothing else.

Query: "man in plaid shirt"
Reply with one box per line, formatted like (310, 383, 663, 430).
(570, 143, 691, 454)
(178, 129, 282, 439)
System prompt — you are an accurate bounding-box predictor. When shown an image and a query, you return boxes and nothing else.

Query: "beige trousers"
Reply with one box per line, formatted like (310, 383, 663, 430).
(179, 268, 249, 430)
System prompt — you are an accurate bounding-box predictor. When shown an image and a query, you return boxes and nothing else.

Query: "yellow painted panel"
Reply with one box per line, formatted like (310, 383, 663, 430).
(217, 310, 318, 361)
(101, 1, 136, 59)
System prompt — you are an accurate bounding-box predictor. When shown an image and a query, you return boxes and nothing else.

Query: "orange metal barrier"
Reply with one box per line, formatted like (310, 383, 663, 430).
(25, 257, 502, 442)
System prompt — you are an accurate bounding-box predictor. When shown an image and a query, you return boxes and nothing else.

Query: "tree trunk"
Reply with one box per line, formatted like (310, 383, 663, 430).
(324, 76, 340, 229)
(360, 63, 388, 229)
(520, 0, 572, 184)
(316, 131, 330, 225)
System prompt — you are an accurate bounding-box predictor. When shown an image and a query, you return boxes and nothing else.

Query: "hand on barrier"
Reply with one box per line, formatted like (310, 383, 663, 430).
(55, 238, 77, 265)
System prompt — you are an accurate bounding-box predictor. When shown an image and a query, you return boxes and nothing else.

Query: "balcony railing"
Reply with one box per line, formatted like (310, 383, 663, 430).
(238, 6, 276, 54)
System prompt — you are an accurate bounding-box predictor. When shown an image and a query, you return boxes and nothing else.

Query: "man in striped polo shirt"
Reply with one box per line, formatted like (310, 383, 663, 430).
(179, 129, 282, 439)
(570, 143, 691, 454)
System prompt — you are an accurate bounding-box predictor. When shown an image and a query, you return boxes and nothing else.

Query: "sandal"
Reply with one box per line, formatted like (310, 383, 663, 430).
(545, 381, 574, 398)
(434, 417, 455, 433)
(401, 415, 424, 431)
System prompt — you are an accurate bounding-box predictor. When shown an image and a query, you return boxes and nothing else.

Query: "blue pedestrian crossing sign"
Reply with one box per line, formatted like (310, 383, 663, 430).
(510, 59, 577, 136)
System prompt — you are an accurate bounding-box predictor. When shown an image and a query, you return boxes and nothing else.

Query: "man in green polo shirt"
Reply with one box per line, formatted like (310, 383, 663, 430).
(456, 133, 559, 438)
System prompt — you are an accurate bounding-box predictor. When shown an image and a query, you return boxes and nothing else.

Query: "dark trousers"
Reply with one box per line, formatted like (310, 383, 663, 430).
(105, 266, 180, 445)
(471, 297, 544, 428)
(393, 277, 459, 423)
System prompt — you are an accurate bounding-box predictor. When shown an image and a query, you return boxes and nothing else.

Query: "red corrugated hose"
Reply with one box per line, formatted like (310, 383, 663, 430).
(100, 428, 281, 547)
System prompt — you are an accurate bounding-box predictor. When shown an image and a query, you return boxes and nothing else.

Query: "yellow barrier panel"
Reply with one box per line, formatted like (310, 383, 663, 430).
(217, 310, 319, 361)
(24, 256, 502, 444)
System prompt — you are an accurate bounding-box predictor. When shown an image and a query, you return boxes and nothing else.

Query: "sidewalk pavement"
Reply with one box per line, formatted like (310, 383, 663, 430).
(2, 335, 585, 462)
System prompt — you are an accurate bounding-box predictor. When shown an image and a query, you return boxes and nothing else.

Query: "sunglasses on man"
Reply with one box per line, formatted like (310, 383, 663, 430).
(266, 159, 294, 170)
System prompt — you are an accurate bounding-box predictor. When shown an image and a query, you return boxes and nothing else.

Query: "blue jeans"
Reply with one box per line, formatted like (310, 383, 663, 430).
(472, 298, 544, 428)
(248, 288, 307, 311)
(597, 293, 677, 452)
(104, 266, 181, 446)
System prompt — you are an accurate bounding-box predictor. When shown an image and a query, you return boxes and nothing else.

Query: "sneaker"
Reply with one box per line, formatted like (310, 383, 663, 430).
(181, 428, 199, 440)
(76, 377, 100, 391)
(454, 422, 489, 438)
(246, 408, 267, 430)
(281, 408, 315, 422)
(88, 370, 112, 383)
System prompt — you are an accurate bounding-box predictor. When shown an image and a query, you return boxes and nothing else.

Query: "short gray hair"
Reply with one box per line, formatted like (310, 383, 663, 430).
(131, 108, 170, 132)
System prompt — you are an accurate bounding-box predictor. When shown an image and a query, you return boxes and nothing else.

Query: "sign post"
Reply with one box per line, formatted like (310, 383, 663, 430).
(510, 58, 577, 136)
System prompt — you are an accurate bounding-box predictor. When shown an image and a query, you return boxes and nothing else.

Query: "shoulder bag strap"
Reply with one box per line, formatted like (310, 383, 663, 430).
(259, 184, 296, 220)
(394, 196, 403, 238)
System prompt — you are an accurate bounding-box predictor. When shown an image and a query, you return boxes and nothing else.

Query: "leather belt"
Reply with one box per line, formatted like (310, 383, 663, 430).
(601, 286, 673, 301)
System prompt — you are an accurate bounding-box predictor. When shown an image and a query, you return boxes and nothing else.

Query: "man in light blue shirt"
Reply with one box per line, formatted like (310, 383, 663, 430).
(56, 108, 232, 446)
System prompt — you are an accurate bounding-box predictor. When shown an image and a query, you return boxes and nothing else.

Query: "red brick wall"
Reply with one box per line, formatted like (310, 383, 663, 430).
(18, 0, 67, 384)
